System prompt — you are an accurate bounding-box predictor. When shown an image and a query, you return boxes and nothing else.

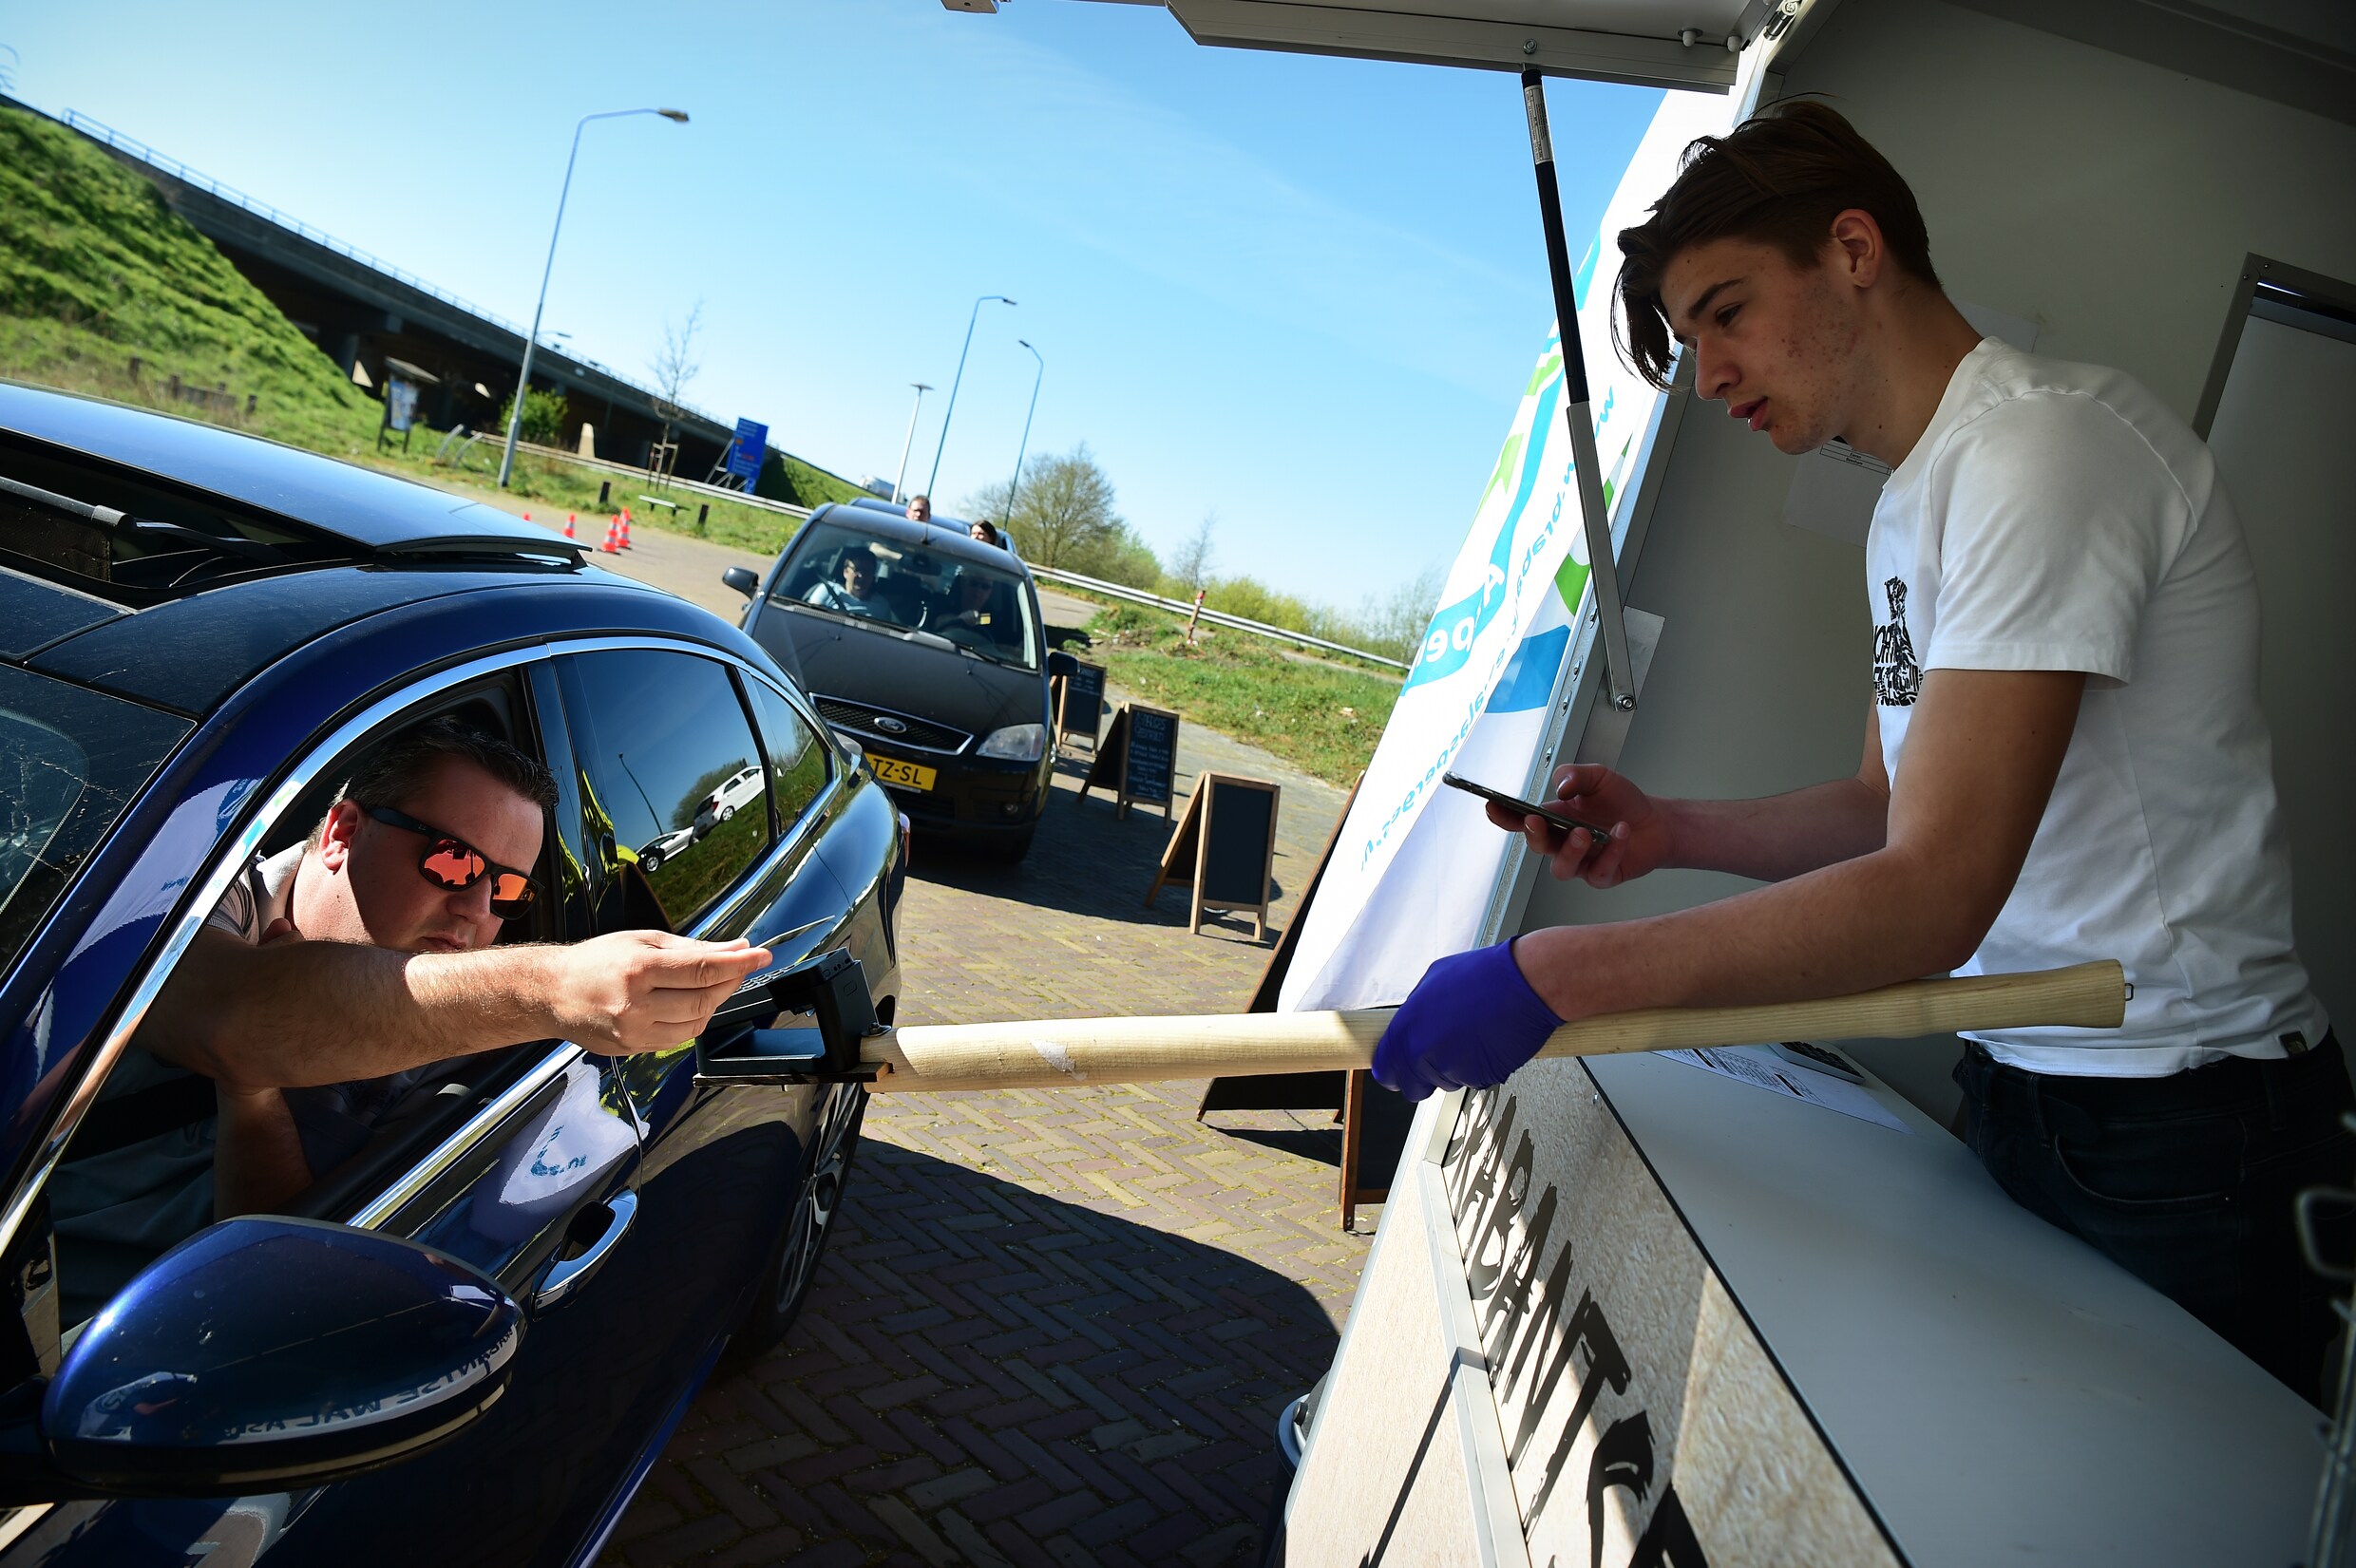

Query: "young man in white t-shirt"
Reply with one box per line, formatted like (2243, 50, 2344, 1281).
(1371, 102, 2343, 1398)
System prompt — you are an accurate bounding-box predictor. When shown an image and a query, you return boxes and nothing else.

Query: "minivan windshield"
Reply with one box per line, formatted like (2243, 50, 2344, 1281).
(776, 521, 1040, 671)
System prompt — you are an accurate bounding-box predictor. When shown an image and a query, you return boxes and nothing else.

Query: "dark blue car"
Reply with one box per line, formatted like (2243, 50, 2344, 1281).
(0, 384, 903, 1564)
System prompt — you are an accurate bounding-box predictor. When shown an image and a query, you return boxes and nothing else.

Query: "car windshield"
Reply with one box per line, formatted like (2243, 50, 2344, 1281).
(777, 521, 1039, 671)
(0, 667, 190, 974)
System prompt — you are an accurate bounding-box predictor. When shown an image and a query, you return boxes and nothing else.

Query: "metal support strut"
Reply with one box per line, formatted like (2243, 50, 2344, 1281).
(1522, 68, 1637, 713)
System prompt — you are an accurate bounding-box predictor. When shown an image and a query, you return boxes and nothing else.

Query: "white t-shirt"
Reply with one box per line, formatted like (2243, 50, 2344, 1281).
(1868, 339, 2325, 1076)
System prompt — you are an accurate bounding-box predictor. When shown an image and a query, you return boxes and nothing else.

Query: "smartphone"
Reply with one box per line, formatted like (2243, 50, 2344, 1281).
(1441, 771, 1617, 841)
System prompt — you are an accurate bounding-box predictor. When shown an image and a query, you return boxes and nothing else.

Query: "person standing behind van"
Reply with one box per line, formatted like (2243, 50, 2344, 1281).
(1372, 101, 2343, 1400)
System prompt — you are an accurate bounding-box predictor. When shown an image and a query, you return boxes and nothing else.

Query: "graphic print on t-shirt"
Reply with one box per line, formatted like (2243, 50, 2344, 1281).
(1872, 576, 1922, 707)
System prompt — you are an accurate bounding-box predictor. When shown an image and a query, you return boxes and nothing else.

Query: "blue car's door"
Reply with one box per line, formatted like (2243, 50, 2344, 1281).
(0, 656, 657, 1568)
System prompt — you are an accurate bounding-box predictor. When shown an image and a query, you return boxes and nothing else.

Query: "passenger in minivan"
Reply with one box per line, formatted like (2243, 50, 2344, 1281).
(49, 718, 770, 1304)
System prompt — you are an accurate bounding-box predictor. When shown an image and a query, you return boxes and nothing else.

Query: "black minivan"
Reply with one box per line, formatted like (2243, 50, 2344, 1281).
(728, 502, 1069, 861)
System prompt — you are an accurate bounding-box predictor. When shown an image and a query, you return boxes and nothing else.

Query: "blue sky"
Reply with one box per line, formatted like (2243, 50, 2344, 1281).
(7, 1, 1659, 608)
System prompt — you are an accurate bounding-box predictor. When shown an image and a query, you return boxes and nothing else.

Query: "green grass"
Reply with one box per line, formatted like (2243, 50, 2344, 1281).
(1081, 604, 1402, 787)
(0, 107, 380, 453)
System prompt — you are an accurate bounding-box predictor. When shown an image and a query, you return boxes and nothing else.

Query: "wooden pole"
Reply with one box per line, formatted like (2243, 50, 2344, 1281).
(864, 960, 2125, 1093)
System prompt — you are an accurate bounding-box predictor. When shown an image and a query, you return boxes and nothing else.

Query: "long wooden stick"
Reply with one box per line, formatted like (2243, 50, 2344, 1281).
(864, 960, 2125, 1093)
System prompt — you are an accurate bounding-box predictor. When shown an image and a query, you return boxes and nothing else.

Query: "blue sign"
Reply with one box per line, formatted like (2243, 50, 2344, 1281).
(726, 419, 768, 485)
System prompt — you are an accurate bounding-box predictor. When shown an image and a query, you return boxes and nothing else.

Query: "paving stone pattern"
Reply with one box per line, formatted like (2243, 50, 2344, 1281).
(601, 721, 1376, 1567)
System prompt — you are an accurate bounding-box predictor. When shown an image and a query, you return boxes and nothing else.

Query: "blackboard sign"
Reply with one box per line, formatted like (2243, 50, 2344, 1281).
(1051, 660, 1106, 751)
(1145, 771, 1280, 938)
(1124, 706, 1178, 808)
(1081, 703, 1181, 820)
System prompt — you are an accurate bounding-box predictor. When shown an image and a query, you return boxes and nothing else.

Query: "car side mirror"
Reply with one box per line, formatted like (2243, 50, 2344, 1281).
(17, 1218, 521, 1502)
(1046, 651, 1078, 679)
(695, 948, 884, 1086)
(721, 566, 762, 599)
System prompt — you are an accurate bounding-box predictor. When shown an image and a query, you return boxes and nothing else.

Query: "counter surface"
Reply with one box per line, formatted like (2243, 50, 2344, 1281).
(1586, 1048, 2321, 1566)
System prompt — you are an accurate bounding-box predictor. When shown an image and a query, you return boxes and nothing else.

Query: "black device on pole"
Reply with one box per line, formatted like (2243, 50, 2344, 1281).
(1521, 67, 1637, 712)
(694, 948, 882, 1086)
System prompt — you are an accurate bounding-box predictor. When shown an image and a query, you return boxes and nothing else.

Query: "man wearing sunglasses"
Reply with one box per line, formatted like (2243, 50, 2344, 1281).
(56, 719, 771, 1291)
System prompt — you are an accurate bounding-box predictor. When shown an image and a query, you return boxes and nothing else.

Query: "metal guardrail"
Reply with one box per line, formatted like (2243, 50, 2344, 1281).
(49, 104, 722, 429)
(1025, 563, 1411, 671)
(490, 438, 818, 521)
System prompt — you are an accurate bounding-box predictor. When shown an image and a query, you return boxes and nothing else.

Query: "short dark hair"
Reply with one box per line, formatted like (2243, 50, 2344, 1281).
(1614, 100, 1941, 391)
(323, 716, 557, 841)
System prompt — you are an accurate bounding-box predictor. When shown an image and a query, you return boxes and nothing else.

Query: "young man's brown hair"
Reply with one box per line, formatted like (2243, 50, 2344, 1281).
(1614, 100, 1941, 391)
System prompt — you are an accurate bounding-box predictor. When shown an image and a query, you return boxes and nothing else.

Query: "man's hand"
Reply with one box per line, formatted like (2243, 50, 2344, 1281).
(1371, 941, 1564, 1103)
(542, 932, 774, 1055)
(1488, 764, 1672, 887)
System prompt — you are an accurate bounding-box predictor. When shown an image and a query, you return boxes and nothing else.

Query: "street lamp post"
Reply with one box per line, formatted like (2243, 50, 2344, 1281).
(924, 293, 1014, 499)
(498, 105, 689, 489)
(891, 383, 933, 503)
(1005, 339, 1044, 523)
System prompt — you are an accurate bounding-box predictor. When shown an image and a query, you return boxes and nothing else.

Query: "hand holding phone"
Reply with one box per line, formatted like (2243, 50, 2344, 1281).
(1441, 772, 1616, 841)
(1445, 765, 1667, 889)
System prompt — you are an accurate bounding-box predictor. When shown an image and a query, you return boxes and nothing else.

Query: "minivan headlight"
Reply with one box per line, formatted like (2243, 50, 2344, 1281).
(977, 724, 1046, 762)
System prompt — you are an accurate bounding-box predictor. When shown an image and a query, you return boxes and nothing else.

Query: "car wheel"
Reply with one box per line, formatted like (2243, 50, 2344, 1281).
(639, 852, 663, 875)
(986, 825, 1036, 864)
(718, 803, 736, 822)
(729, 1081, 865, 1364)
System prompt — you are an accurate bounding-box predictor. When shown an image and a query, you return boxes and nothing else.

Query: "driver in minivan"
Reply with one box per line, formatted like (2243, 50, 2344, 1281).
(49, 718, 771, 1306)
(805, 547, 887, 618)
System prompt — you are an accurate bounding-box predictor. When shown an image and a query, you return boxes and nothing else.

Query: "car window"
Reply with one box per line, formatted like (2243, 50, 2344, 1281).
(44, 682, 563, 1328)
(774, 521, 1040, 668)
(747, 680, 829, 832)
(0, 666, 188, 975)
(558, 650, 772, 933)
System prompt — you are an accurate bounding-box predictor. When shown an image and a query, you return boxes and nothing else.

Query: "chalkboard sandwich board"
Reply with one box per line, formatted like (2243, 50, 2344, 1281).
(1050, 660, 1107, 753)
(1080, 703, 1180, 820)
(1146, 771, 1281, 938)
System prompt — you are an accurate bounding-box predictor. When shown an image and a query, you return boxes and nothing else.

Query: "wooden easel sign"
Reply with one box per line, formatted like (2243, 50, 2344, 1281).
(1080, 703, 1179, 819)
(1050, 660, 1107, 753)
(1146, 771, 1281, 937)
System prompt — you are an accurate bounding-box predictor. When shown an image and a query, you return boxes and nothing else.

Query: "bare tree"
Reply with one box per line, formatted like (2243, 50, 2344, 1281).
(648, 300, 704, 444)
(1170, 510, 1218, 595)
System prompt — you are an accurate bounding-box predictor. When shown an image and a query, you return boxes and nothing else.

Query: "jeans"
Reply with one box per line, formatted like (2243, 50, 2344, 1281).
(1955, 1035, 2354, 1404)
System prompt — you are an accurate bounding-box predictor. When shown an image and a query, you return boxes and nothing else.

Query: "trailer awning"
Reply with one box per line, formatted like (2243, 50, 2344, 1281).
(1082, 0, 1781, 90)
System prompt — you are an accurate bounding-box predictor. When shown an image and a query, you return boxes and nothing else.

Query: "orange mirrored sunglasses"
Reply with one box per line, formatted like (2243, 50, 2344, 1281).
(365, 805, 539, 917)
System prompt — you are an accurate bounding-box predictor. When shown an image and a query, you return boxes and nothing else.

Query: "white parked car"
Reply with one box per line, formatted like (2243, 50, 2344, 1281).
(694, 765, 767, 836)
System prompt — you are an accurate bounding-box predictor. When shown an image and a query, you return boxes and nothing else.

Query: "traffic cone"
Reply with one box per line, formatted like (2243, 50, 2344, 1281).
(564, 513, 577, 538)
(618, 511, 634, 550)
(522, 511, 531, 522)
(598, 518, 620, 554)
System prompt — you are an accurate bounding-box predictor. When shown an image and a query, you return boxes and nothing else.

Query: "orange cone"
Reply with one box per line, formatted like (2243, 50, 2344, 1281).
(618, 511, 634, 550)
(522, 511, 531, 522)
(564, 513, 577, 538)
(599, 518, 620, 554)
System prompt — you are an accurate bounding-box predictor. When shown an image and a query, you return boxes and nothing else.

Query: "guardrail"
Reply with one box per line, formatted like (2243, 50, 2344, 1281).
(475, 436, 819, 522)
(48, 104, 722, 429)
(1024, 563, 1410, 671)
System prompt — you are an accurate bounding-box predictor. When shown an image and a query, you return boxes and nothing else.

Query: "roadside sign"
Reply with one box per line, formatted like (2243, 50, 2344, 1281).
(726, 419, 769, 487)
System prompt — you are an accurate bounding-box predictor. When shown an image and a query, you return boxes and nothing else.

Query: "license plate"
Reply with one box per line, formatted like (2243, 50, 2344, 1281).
(868, 755, 937, 791)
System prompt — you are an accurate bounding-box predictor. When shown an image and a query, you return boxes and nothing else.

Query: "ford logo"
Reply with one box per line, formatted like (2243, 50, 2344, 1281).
(872, 716, 908, 734)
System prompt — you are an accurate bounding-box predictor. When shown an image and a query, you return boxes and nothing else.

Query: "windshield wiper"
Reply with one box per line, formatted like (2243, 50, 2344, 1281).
(0, 473, 286, 563)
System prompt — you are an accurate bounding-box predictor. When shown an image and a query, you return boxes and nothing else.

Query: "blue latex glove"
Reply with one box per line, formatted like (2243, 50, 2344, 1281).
(1372, 940, 1563, 1103)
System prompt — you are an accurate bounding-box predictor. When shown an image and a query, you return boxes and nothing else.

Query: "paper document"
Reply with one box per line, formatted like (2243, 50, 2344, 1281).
(1660, 1045, 1910, 1133)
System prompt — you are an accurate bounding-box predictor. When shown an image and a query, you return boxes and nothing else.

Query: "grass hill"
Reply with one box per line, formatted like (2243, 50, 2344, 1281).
(0, 107, 378, 451)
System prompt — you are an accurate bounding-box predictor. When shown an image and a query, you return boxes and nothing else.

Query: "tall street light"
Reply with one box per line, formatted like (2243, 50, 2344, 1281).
(924, 293, 1014, 499)
(498, 105, 690, 489)
(891, 383, 932, 503)
(1004, 340, 1044, 524)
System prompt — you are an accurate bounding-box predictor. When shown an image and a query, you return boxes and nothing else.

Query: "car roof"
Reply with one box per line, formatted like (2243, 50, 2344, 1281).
(0, 382, 582, 562)
(808, 502, 1032, 577)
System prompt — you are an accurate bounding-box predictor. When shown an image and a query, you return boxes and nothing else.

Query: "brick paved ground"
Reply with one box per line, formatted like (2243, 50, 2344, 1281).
(601, 709, 1376, 1567)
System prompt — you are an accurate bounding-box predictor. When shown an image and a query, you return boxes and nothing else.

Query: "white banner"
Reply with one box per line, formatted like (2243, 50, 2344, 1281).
(1281, 86, 1743, 1013)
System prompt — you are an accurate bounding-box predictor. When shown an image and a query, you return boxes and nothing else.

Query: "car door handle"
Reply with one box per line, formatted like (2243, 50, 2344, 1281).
(532, 1188, 637, 1312)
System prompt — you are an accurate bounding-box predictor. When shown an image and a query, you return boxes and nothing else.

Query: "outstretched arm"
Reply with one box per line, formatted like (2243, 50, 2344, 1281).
(137, 928, 772, 1091)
